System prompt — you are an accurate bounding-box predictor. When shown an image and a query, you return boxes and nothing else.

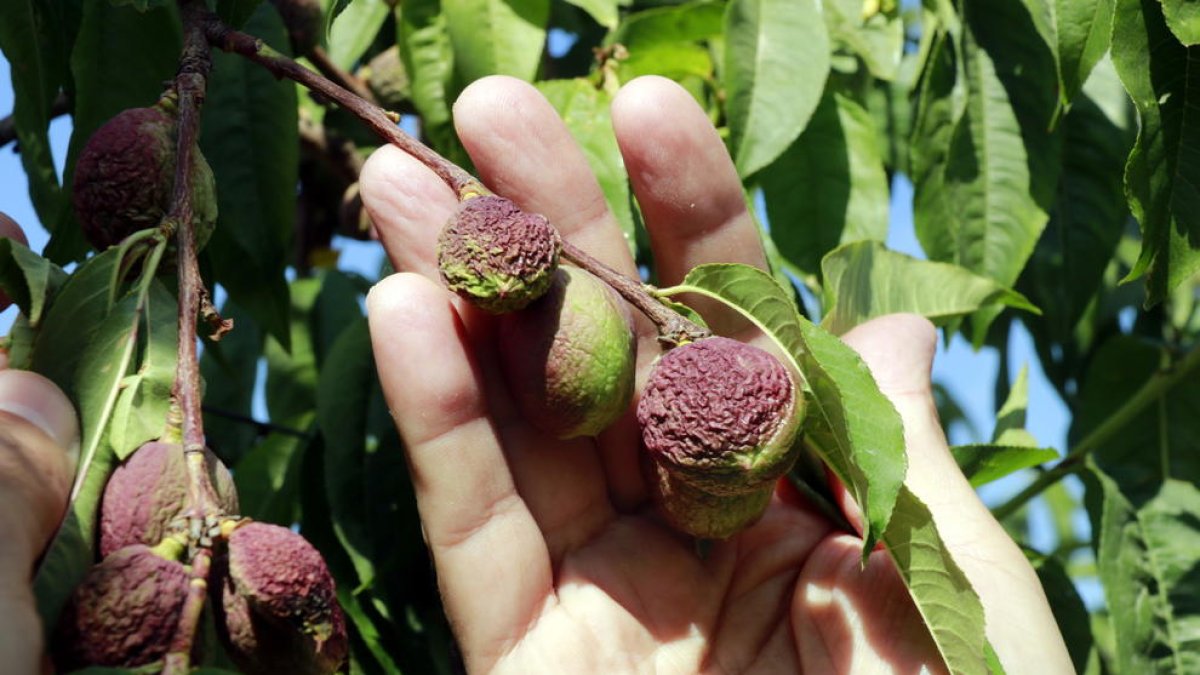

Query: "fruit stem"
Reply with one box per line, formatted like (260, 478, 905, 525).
(161, 548, 212, 674)
(202, 14, 487, 200)
(559, 239, 711, 345)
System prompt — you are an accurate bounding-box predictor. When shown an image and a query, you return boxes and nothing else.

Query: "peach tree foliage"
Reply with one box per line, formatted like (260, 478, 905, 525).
(0, 0, 1197, 672)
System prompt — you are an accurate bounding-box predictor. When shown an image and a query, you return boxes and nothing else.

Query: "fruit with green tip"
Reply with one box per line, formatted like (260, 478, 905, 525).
(99, 441, 239, 556)
(499, 265, 637, 439)
(215, 522, 348, 675)
(72, 104, 217, 252)
(637, 336, 804, 538)
(437, 195, 561, 313)
(52, 544, 191, 670)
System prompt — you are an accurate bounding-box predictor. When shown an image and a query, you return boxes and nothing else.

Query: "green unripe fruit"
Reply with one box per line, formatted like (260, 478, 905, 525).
(52, 544, 190, 670)
(72, 104, 217, 252)
(637, 337, 804, 538)
(437, 195, 561, 313)
(215, 522, 348, 675)
(499, 266, 637, 439)
(99, 441, 239, 557)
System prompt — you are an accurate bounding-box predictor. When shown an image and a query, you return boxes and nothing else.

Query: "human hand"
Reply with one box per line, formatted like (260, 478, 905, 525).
(359, 76, 1072, 673)
(0, 214, 80, 675)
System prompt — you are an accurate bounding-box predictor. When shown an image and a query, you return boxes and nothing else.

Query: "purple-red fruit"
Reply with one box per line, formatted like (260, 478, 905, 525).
(99, 441, 238, 557)
(436, 195, 562, 313)
(52, 545, 190, 670)
(217, 522, 348, 675)
(637, 337, 805, 538)
(72, 105, 217, 252)
(499, 266, 636, 438)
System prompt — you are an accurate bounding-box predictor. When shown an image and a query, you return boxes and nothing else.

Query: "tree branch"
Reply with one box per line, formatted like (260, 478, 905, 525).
(0, 92, 70, 149)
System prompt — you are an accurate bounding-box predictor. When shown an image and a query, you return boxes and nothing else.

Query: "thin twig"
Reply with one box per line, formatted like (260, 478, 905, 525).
(0, 92, 70, 149)
(308, 45, 379, 106)
(203, 404, 312, 439)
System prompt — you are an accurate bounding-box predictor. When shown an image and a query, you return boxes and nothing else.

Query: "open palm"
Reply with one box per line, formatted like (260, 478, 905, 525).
(360, 76, 1071, 674)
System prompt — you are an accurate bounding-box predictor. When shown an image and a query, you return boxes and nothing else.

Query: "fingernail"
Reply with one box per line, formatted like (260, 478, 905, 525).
(0, 370, 80, 468)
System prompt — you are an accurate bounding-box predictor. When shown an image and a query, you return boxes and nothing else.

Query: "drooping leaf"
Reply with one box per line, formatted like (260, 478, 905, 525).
(266, 277, 322, 421)
(1028, 551, 1095, 673)
(536, 79, 636, 252)
(109, 282, 177, 460)
(820, 241, 1038, 336)
(0, 239, 67, 324)
(993, 364, 1031, 445)
(1111, 0, 1200, 306)
(327, 0, 391, 69)
(442, 0, 549, 83)
(399, 0, 462, 162)
(234, 413, 315, 525)
(912, 0, 1061, 342)
(723, 0, 830, 178)
(0, 0, 69, 227)
(1055, 0, 1115, 103)
(200, 1, 297, 348)
(1019, 56, 1132, 340)
(883, 486, 993, 675)
(47, 1, 182, 264)
(761, 92, 889, 281)
(659, 263, 905, 555)
(951, 444, 1058, 487)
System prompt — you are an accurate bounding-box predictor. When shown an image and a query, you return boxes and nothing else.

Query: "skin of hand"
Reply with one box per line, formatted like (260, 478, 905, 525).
(360, 75, 1073, 674)
(0, 213, 80, 675)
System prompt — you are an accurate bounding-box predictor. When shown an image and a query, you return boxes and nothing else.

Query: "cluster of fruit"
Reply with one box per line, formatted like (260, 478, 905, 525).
(437, 195, 807, 539)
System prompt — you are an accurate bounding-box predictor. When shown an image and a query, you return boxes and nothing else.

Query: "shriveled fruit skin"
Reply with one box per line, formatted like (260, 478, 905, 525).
(437, 195, 561, 313)
(647, 460, 774, 539)
(499, 266, 636, 438)
(99, 441, 238, 556)
(72, 105, 217, 251)
(52, 545, 190, 670)
(366, 46, 410, 108)
(637, 337, 805, 537)
(216, 522, 348, 675)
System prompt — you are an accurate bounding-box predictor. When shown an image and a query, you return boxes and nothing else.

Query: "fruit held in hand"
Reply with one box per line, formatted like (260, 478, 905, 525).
(72, 103, 217, 251)
(52, 544, 190, 670)
(99, 441, 238, 556)
(637, 337, 804, 538)
(215, 522, 348, 675)
(499, 265, 636, 438)
(437, 195, 561, 313)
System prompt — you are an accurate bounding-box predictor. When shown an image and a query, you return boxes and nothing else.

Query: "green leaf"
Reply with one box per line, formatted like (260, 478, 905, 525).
(266, 278, 322, 421)
(822, 0, 903, 80)
(660, 263, 905, 555)
(47, 1, 182, 264)
(883, 486, 992, 674)
(1019, 56, 1132, 340)
(234, 412, 315, 525)
(1028, 551, 1094, 673)
(536, 79, 635, 253)
(200, 301, 265, 465)
(109, 282, 177, 460)
(1055, 0, 1115, 103)
(442, 0, 549, 83)
(0, 239, 67, 324)
(1161, 0, 1200, 45)
(819, 241, 1038, 336)
(724, 0, 830, 178)
(0, 0, 68, 226)
(912, 0, 1061, 341)
(1086, 467, 1200, 673)
(327, 0, 391, 69)
(761, 92, 889, 281)
(562, 0, 618, 29)
(200, 1, 297, 348)
(608, 1, 724, 83)
(1111, 0, 1200, 306)
(951, 444, 1058, 487)
(399, 0, 458, 157)
(993, 364, 1031, 444)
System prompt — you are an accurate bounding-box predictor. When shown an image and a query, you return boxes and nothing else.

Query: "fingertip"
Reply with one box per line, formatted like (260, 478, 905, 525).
(359, 145, 458, 277)
(0, 370, 79, 471)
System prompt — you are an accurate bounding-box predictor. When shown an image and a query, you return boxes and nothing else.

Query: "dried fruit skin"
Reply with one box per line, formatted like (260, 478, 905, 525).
(499, 266, 636, 438)
(72, 105, 217, 252)
(437, 195, 561, 313)
(366, 46, 411, 108)
(638, 337, 805, 538)
(52, 545, 190, 670)
(217, 522, 348, 675)
(99, 441, 238, 556)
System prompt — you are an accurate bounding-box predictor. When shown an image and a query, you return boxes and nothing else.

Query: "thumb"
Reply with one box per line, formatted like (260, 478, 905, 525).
(839, 313, 1071, 674)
